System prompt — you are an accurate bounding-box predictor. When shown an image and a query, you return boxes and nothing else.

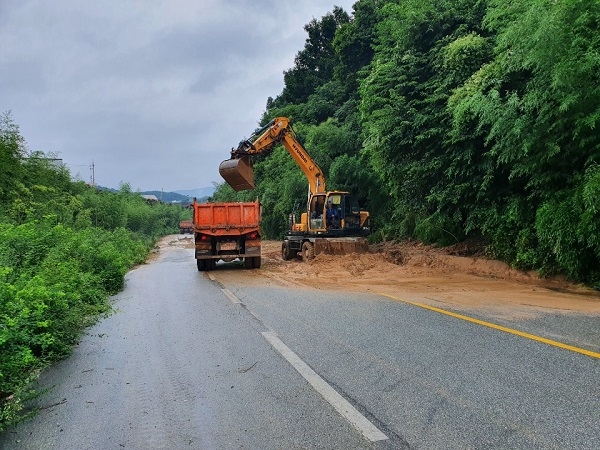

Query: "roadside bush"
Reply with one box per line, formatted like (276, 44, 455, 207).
(535, 182, 600, 282)
(414, 212, 464, 247)
(0, 113, 189, 430)
(0, 223, 153, 431)
(0, 221, 69, 282)
(0, 188, 183, 431)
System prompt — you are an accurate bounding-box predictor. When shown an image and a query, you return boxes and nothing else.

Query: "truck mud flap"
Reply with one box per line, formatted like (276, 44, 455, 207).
(313, 237, 368, 256)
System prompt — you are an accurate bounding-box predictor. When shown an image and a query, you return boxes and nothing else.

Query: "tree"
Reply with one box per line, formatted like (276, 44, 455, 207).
(275, 7, 351, 106)
(0, 112, 26, 200)
(333, 0, 382, 92)
(448, 0, 600, 276)
(359, 0, 489, 240)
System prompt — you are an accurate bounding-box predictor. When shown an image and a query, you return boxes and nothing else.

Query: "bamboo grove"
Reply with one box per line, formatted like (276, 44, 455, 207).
(213, 0, 600, 284)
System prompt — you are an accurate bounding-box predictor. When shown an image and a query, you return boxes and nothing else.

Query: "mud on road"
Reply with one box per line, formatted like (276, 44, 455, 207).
(161, 236, 600, 320)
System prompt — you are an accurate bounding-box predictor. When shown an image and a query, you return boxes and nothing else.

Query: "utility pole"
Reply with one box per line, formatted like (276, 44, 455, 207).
(90, 161, 95, 186)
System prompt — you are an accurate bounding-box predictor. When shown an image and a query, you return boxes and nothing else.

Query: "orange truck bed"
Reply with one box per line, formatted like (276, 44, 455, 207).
(192, 199, 261, 270)
(192, 199, 260, 235)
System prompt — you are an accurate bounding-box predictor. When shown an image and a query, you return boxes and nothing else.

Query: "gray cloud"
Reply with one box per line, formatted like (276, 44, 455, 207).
(1, 0, 355, 192)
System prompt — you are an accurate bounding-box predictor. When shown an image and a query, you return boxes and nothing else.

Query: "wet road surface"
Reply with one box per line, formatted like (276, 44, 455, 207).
(1, 243, 599, 449)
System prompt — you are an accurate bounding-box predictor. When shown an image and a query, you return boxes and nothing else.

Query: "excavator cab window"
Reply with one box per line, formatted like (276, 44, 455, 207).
(342, 195, 361, 230)
(345, 196, 360, 215)
(309, 195, 326, 230)
(328, 194, 342, 207)
(326, 195, 342, 229)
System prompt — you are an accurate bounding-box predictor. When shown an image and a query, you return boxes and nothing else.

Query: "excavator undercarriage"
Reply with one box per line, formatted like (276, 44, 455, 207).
(281, 236, 369, 262)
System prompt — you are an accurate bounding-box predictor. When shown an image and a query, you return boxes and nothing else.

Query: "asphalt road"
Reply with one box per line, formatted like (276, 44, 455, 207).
(1, 245, 598, 449)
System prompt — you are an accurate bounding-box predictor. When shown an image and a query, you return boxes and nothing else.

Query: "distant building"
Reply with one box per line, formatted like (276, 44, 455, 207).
(47, 158, 64, 168)
(141, 194, 159, 203)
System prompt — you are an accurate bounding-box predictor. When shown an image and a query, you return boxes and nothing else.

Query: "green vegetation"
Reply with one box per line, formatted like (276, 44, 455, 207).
(0, 112, 187, 430)
(2, 0, 599, 431)
(213, 0, 600, 284)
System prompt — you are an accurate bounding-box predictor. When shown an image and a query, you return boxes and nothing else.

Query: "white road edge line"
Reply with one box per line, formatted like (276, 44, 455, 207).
(221, 288, 241, 304)
(261, 331, 388, 443)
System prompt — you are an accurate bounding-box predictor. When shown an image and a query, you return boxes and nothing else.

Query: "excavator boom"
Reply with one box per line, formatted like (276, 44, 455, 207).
(219, 117, 325, 194)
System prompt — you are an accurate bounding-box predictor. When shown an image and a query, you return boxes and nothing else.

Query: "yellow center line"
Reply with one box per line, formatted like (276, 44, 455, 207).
(378, 293, 600, 360)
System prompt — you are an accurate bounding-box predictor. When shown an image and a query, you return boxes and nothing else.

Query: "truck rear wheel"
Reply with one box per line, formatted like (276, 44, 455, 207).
(244, 257, 253, 269)
(301, 241, 315, 262)
(253, 256, 261, 268)
(196, 259, 206, 271)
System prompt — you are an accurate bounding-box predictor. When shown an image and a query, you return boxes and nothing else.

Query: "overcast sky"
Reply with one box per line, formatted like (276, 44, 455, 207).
(1, 0, 356, 192)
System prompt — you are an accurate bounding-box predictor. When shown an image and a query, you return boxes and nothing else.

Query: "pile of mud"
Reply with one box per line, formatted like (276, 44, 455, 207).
(153, 236, 600, 316)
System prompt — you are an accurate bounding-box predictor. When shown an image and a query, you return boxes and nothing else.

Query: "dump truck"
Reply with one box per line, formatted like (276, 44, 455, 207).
(179, 220, 193, 234)
(219, 116, 369, 261)
(192, 198, 261, 271)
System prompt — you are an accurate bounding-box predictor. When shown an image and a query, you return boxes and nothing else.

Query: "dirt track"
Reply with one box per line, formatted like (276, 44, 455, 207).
(166, 236, 600, 320)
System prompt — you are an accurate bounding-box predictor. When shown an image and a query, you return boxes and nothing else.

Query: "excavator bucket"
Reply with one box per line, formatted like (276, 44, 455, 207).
(219, 156, 255, 191)
(313, 237, 369, 256)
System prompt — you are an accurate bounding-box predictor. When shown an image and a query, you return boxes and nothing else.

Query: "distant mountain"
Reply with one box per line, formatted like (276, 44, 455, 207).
(94, 185, 212, 204)
(174, 187, 214, 199)
(141, 190, 192, 204)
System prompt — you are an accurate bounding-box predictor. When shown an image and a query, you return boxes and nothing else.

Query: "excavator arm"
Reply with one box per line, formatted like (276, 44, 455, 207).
(219, 117, 326, 195)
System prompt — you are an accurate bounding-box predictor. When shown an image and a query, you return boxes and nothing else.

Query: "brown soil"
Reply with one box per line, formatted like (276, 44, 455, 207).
(157, 236, 600, 319)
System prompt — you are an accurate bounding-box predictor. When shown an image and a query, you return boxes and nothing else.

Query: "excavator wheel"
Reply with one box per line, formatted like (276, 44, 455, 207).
(281, 242, 293, 261)
(301, 241, 315, 262)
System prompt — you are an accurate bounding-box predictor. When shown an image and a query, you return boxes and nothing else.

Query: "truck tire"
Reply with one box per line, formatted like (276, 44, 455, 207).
(206, 259, 215, 271)
(301, 241, 315, 262)
(253, 256, 261, 268)
(196, 259, 206, 271)
(244, 257, 253, 269)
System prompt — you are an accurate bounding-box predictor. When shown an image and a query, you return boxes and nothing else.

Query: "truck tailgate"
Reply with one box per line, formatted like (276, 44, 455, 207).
(193, 200, 260, 235)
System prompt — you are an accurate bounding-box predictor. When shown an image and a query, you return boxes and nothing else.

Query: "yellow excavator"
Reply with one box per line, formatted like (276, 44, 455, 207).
(219, 117, 370, 261)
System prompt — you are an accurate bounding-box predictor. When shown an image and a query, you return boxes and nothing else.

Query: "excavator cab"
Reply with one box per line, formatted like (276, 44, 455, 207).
(307, 192, 368, 235)
(219, 156, 255, 191)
